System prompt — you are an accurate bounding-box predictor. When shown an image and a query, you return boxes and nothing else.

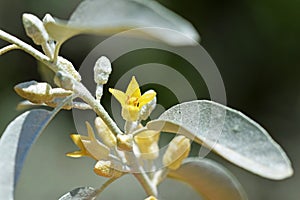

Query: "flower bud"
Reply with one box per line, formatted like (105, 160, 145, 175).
(139, 90, 157, 120)
(22, 13, 49, 45)
(94, 56, 112, 85)
(94, 117, 117, 148)
(94, 160, 122, 178)
(134, 130, 160, 160)
(14, 81, 52, 103)
(163, 135, 190, 170)
(50, 88, 73, 98)
(42, 14, 56, 57)
(81, 122, 110, 161)
(54, 70, 75, 90)
(117, 134, 133, 151)
(45, 97, 73, 110)
(14, 81, 73, 108)
(144, 196, 158, 200)
(42, 13, 55, 23)
(22, 13, 56, 59)
(56, 56, 81, 82)
(94, 56, 112, 100)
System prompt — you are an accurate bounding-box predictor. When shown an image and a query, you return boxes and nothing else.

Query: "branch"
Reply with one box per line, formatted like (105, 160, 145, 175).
(95, 176, 122, 197)
(0, 29, 59, 72)
(134, 170, 158, 197)
(0, 44, 20, 55)
(74, 81, 124, 137)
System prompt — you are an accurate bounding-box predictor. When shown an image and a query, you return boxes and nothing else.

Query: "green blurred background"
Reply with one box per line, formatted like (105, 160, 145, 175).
(0, 0, 299, 199)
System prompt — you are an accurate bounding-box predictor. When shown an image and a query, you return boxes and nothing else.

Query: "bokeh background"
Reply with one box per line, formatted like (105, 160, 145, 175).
(0, 0, 299, 199)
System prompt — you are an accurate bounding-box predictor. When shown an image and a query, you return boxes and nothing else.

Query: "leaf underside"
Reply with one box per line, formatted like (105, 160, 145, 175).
(0, 110, 54, 199)
(147, 100, 293, 180)
(168, 158, 248, 200)
(0, 97, 70, 199)
(45, 0, 200, 46)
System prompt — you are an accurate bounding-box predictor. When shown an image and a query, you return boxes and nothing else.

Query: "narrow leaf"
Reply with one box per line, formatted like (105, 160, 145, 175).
(45, 0, 200, 46)
(0, 97, 71, 199)
(168, 158, 248, 200)
(58, 187, 96, 200)
(147, 100, 293, 180)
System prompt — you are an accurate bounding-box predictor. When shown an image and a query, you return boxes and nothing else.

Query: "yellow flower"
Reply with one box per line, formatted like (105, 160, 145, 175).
(109, 76, 156, 121)
(66, 134, 92, 158)
(134, 130, 160, 160)
(66, 121, 110, 160)
(163, 135, 191, 170)
(94, 117, 117, 148)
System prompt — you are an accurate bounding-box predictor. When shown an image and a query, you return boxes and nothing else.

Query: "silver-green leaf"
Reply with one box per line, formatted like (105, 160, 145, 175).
(44, 0, 200, 46)
(0, 110, 54, 199)
(168, 158, 248, 200)
(58, 187, 97, 200)
(0, 97, 71, 199)
(147, 100, 293, 180)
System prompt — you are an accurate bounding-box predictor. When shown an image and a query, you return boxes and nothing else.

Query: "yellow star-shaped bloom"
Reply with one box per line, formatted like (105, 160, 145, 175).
(109, 76, 156, 121)
(66, 134, 91, 158)
(66, 121, 110, 160)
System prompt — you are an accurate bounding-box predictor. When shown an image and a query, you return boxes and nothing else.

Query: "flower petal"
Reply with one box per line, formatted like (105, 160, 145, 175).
(122, 105, 140, 121)
(82, 121, 110, 160)
(138, 91, 156, 108)
(109, 88, 127, 106)
(95, 117, 116, 148)
(85, 121, 97, 141)
(125, 76, 141, 98)
(67, 134, 91, 158)
(81, 139, 110, 160)
(66, 151, 85, 158)
(69, 134, 85, 150)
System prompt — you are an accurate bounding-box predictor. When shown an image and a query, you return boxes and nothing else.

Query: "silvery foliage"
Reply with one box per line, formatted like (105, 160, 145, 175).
(58, 187, 96, 200)
(0, 0, 293, 200)
(147, 100, 293, 180)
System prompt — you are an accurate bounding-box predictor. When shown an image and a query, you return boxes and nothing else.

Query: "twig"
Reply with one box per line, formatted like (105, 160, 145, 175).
(133, 170, 158, 197)
(0, 29, 123, 137)
(95, 176, 122, 197)
(0, 44, 20, 55)
(152, 169, 169, 186)
(74, 81, 124, 137)
(0, 29, 59, 72)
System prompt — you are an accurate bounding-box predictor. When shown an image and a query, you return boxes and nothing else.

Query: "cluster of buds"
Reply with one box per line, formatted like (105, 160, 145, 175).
(9, 13, 192, 184)
(13, 54, 192, 182)
(61, 57, 191, 199)
(22, 13, 81, 81)
(22, 13, 54, 59)
(67, 119, 122, 178)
